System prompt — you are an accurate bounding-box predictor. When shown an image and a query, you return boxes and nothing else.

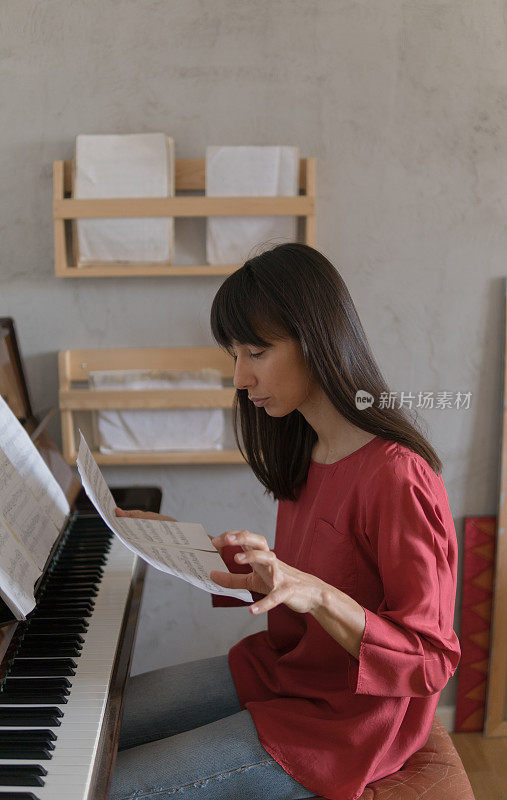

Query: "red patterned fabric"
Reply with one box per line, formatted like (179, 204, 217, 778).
(454, 516, 496, 732)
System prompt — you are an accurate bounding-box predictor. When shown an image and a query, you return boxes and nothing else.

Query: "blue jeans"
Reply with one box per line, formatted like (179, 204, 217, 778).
(108, 653, 317, 800)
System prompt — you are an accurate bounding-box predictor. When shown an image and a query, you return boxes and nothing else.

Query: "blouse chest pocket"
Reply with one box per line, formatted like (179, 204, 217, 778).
(306, 518, 357, 592)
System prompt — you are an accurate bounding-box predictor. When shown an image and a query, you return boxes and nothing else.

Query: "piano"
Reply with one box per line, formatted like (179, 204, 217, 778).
(0, 318, 162, 799)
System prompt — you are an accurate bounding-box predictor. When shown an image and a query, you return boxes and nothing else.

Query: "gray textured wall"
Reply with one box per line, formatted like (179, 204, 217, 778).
(2, 0, 505, 717)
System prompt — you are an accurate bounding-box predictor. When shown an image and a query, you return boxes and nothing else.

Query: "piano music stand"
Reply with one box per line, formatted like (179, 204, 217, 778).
(0, 316, 162, 514)
(0, 316, 34, 425)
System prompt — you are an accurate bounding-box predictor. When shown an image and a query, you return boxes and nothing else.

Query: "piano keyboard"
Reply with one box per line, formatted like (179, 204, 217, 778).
(0, 512, 139, 799)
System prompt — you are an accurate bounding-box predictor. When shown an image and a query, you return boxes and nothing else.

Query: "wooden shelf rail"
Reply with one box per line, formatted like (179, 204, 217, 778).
(59, 345, 245, 466)
(53, 157, 316, 277)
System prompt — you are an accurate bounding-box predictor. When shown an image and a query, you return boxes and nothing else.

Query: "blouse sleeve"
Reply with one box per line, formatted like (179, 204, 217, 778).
(211, 545, 265, 608)
(347, 454, 461, 697)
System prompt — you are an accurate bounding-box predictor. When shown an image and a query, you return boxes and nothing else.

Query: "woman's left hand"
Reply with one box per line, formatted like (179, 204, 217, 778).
(210, 529, 325, 615)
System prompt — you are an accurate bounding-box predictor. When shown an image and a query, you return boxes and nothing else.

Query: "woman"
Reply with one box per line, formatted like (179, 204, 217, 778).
(109, 243, 461, 800)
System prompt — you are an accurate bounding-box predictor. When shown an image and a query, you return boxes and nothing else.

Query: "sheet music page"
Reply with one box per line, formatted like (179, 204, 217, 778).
(0, 447, 60, 572)
(0, 396, 70, 529)
(0, 514, 40, 619)
(76, 432, 253, 603)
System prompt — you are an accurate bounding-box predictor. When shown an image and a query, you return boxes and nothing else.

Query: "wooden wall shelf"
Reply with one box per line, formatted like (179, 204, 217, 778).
(53, 157, 316, 278)
(59, 346, 245, 466)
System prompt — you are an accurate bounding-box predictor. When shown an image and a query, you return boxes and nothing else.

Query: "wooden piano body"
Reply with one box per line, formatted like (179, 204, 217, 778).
(0, 318, 161, 799)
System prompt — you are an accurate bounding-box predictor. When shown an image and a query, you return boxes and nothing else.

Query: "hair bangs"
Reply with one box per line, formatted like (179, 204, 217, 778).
(210, 267, 288, 355)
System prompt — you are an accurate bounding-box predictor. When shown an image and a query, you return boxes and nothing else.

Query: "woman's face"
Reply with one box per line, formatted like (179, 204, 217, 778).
(231, 337, 318, 416)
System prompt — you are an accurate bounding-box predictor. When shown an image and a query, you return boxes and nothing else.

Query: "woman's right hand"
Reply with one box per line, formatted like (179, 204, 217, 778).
(115, 507, 177, 522)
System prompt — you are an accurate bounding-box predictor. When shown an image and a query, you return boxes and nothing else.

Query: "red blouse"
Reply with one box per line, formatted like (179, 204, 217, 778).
(211, 436, 461, 800)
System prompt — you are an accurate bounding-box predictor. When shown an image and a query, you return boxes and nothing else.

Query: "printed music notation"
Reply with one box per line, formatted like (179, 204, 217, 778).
(76, 432, 253, 604)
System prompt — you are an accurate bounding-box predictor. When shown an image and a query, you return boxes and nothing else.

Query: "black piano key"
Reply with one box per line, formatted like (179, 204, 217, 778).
(0, 682, 70, 694)
(23, 629, 84, 638)
(56, 554, 107, 563)
(42, 582, 99, 591)
(36, 598, 95, 608)
(44, 588, 95, 595)
(26, 620, 88, 634)
(41, 589, 98, 598)
(27, 614, 90, 621)
(34, 606, 94, 617)
(62, 546, 107, 553)
(0, 730, 57, 742)
(8, 659, 77, 677)
(46, 577, 101, 585)
(36, 596, 95, 607)
(69, 526, 110, 532)
(0, 765, 47, 786)
(18, 636, 83, 649)
(21, 632, 84, 644)
(49, 565, 103, 574)
(54, 563, 106, 571)
(0, 692, 68, 704)
(63, 545, 111, 554)
(50, 564, 104, 571)
(0, 794, 41, 799)
(25, 617, 91, 628)
(52, 552, 105, 558)
(75, 523, 110, 529)
(0, 708, 62, 726)
(42, 586, 99, 596)
(18, 638, 83, 651)
(56, 545, 107, 551)
(0, 682, 70, 702)
(46, 578, 100, 585)
(50, 565, 104, 573)
(58, 553, 108, 560)
(50, 566, 104, 575)
(3, 678, 71, 690)
(16, 643, 82, 658)
(51, 558, 105, 566)
(47, 575, 102, 583)
(51, 569, 99, 576)
(69, 526, 109, 532)
(0, 743, 54, 759)
(27, 609, 92, 619)
(60, 554, 108, 560)
(54, 546, 107, 553)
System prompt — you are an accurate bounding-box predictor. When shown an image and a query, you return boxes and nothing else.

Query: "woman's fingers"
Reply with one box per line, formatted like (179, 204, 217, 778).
(209, 569, 249, 590)
(208, 534, 222, 551)
(115, 507, 149, 517)
(211, 529, 270, 550)
(249, 586, 287, 615)
(234, 550, 276, 566)
(114, 507, 176, 522)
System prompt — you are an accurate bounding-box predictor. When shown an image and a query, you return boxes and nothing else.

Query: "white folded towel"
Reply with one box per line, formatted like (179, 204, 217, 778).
(205, 145, 299, 265)
(74, 133, 175, 265)
(89, 368, 224, 452)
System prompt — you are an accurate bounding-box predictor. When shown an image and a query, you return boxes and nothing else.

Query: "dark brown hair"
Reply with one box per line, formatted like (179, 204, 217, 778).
(210, 242, 442, 501)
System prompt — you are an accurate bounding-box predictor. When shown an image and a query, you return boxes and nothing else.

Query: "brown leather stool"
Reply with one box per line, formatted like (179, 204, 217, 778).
(301, 714, 475, 800)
